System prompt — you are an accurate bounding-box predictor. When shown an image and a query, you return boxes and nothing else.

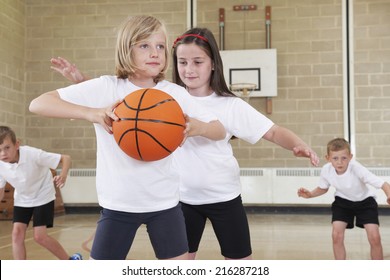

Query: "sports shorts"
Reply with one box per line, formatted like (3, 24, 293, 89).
(331, 196, 379, 229)
(90, 203, 188, 260)
(181, 195, 252, 259)
(13, 200, 55, 228)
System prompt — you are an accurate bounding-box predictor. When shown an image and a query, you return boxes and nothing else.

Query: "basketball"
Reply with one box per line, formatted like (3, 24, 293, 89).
(112, 88, 186, 161)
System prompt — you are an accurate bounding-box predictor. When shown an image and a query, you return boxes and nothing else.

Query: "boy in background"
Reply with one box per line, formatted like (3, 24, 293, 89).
(298, 138, 390, 259)
(0, 126, 81, 260)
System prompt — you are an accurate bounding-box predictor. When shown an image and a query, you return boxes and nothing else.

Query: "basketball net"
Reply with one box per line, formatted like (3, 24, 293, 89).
(230, 83, 256, 102)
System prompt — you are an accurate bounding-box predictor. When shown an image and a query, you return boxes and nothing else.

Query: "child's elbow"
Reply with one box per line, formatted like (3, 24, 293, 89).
(29, 91, 58, 114)
(29, 100, 37, 113)
(29, 98, 42, 114)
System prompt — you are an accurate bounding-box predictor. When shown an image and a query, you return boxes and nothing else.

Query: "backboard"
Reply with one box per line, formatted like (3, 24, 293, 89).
(220, 49, 277, 97)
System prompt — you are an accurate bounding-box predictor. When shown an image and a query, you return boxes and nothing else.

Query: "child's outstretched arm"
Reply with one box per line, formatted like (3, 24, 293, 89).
(53, 154, 71, 189)
(29, 90, 120, 134)
(263, 125, 319, 166)
(298, 187, 328, 198)
(381, 182, 390, 205)
(51, 57, 88, 84)
(184, 115, 226, 141)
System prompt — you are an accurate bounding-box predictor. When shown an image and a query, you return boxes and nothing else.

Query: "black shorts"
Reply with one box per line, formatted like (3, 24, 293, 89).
(13, 200, 55, 228)
(181, 195, 252, 259)
(331, 196, 379, 229)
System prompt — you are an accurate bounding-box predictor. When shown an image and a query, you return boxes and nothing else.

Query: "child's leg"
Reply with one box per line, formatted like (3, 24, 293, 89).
(364, 224, 383, 260)
(33, 225, 69, 259)
(332, 221, 348, 260)
(356, 197, 382, 259)
(12, 222, 28, 260)
(163, 252, 189, 260)
(90, 208, 139, 260)
(31, 201, 72, 259)
(208, 196, 252, 260)
(181, 202, 207, 260)
(147, 204, 189, 260)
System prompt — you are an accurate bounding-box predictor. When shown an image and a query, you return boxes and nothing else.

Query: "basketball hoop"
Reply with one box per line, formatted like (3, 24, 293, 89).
(230, 83, 256, 101)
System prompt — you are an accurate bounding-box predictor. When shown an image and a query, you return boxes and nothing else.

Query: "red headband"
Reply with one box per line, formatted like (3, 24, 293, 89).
(172, 34, 208, 48)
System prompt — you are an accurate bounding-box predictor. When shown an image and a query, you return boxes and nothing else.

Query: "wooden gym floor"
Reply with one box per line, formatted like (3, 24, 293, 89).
(1, 210, 390, 260)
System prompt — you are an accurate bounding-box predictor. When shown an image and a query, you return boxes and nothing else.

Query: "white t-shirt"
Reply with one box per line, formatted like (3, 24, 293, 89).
(318, 160, 385, 201)
(57, 76, 216, 213)
(174, 93, 274, 205)
(0, 146, 60, 207)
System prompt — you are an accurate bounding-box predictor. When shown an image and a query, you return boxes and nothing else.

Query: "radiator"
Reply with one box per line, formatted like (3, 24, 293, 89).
(60, 169, 98, 205)
(240, 168, 390, 206)
(60, 168, 390, 206)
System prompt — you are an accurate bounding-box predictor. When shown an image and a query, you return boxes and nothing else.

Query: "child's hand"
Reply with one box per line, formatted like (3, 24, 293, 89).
(179, 114, 189, 146)
(293, 146, 319, 167)
(183, 115, 206, 138)
(87, 100, 122, 134)
(53, 175, 66, 188)
(298, 187, 312, 198)
(387, 197, 390, 205)
(51, 57, 86, 84)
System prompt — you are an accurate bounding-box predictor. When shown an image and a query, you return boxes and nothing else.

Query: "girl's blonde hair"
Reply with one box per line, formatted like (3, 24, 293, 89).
(115, 15, 169, 83)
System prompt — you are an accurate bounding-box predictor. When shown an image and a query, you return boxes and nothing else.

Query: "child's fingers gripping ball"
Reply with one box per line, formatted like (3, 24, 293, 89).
(112, 88, 186, 161)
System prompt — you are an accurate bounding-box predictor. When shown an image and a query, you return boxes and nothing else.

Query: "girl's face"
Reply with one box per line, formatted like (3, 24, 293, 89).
(131, 29, 166, 87)
(176, 43, 213, 96)
(0, 136, 19, 164)
(326, 149, 353, 175)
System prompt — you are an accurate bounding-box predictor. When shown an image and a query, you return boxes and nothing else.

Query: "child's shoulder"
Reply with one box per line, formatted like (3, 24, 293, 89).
(348, 160, 368, 171)
(20, 145, 52, 156)
(19, 145, 35, 152)
(320, 162, 333, 173)
(19, 145, 38, 155)
(155, 80, 189, 101)
(156, 80, 186, 92)
(98, 75, 121, 84)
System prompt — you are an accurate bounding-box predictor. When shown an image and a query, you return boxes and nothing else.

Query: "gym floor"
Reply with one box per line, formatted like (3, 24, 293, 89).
(1, 210, 390, 260)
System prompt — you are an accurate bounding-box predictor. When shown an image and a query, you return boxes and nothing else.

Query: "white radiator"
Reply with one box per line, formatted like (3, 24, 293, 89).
(60, 168, 390, 206)
(240, 168, 390, 206)
(60, 169, 98, 205)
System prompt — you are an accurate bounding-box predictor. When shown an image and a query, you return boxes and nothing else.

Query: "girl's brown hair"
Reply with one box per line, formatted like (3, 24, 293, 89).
(172, 27, 236, 97)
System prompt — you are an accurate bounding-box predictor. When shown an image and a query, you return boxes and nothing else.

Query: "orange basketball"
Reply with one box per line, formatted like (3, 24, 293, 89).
(112, 88, 186, 161)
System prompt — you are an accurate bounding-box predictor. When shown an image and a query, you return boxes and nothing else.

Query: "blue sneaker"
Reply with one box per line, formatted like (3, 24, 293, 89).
(69, 253, 83, 260)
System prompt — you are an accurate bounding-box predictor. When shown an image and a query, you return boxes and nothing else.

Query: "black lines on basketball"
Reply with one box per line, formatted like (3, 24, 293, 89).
(112, 88, 186, 161)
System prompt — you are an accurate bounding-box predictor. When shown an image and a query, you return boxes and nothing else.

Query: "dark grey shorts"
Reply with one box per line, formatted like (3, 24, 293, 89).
(90, 203, 188, 260)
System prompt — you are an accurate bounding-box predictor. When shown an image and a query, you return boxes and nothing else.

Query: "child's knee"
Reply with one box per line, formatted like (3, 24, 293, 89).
(12, 226, 26, 243)
(332, 229, 345, 243)
(33, 232, 48, 245)
(367, 232, 381, 245)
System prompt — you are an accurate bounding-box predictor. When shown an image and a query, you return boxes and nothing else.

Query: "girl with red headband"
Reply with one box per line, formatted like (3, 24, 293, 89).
(171, 28, 318, 260)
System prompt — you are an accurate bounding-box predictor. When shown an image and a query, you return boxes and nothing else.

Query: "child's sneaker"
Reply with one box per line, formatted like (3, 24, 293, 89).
(69, 253, 83, 260)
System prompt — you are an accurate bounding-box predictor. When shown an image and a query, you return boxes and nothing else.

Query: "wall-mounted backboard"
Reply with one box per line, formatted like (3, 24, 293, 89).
(220, 49, 277, 97)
